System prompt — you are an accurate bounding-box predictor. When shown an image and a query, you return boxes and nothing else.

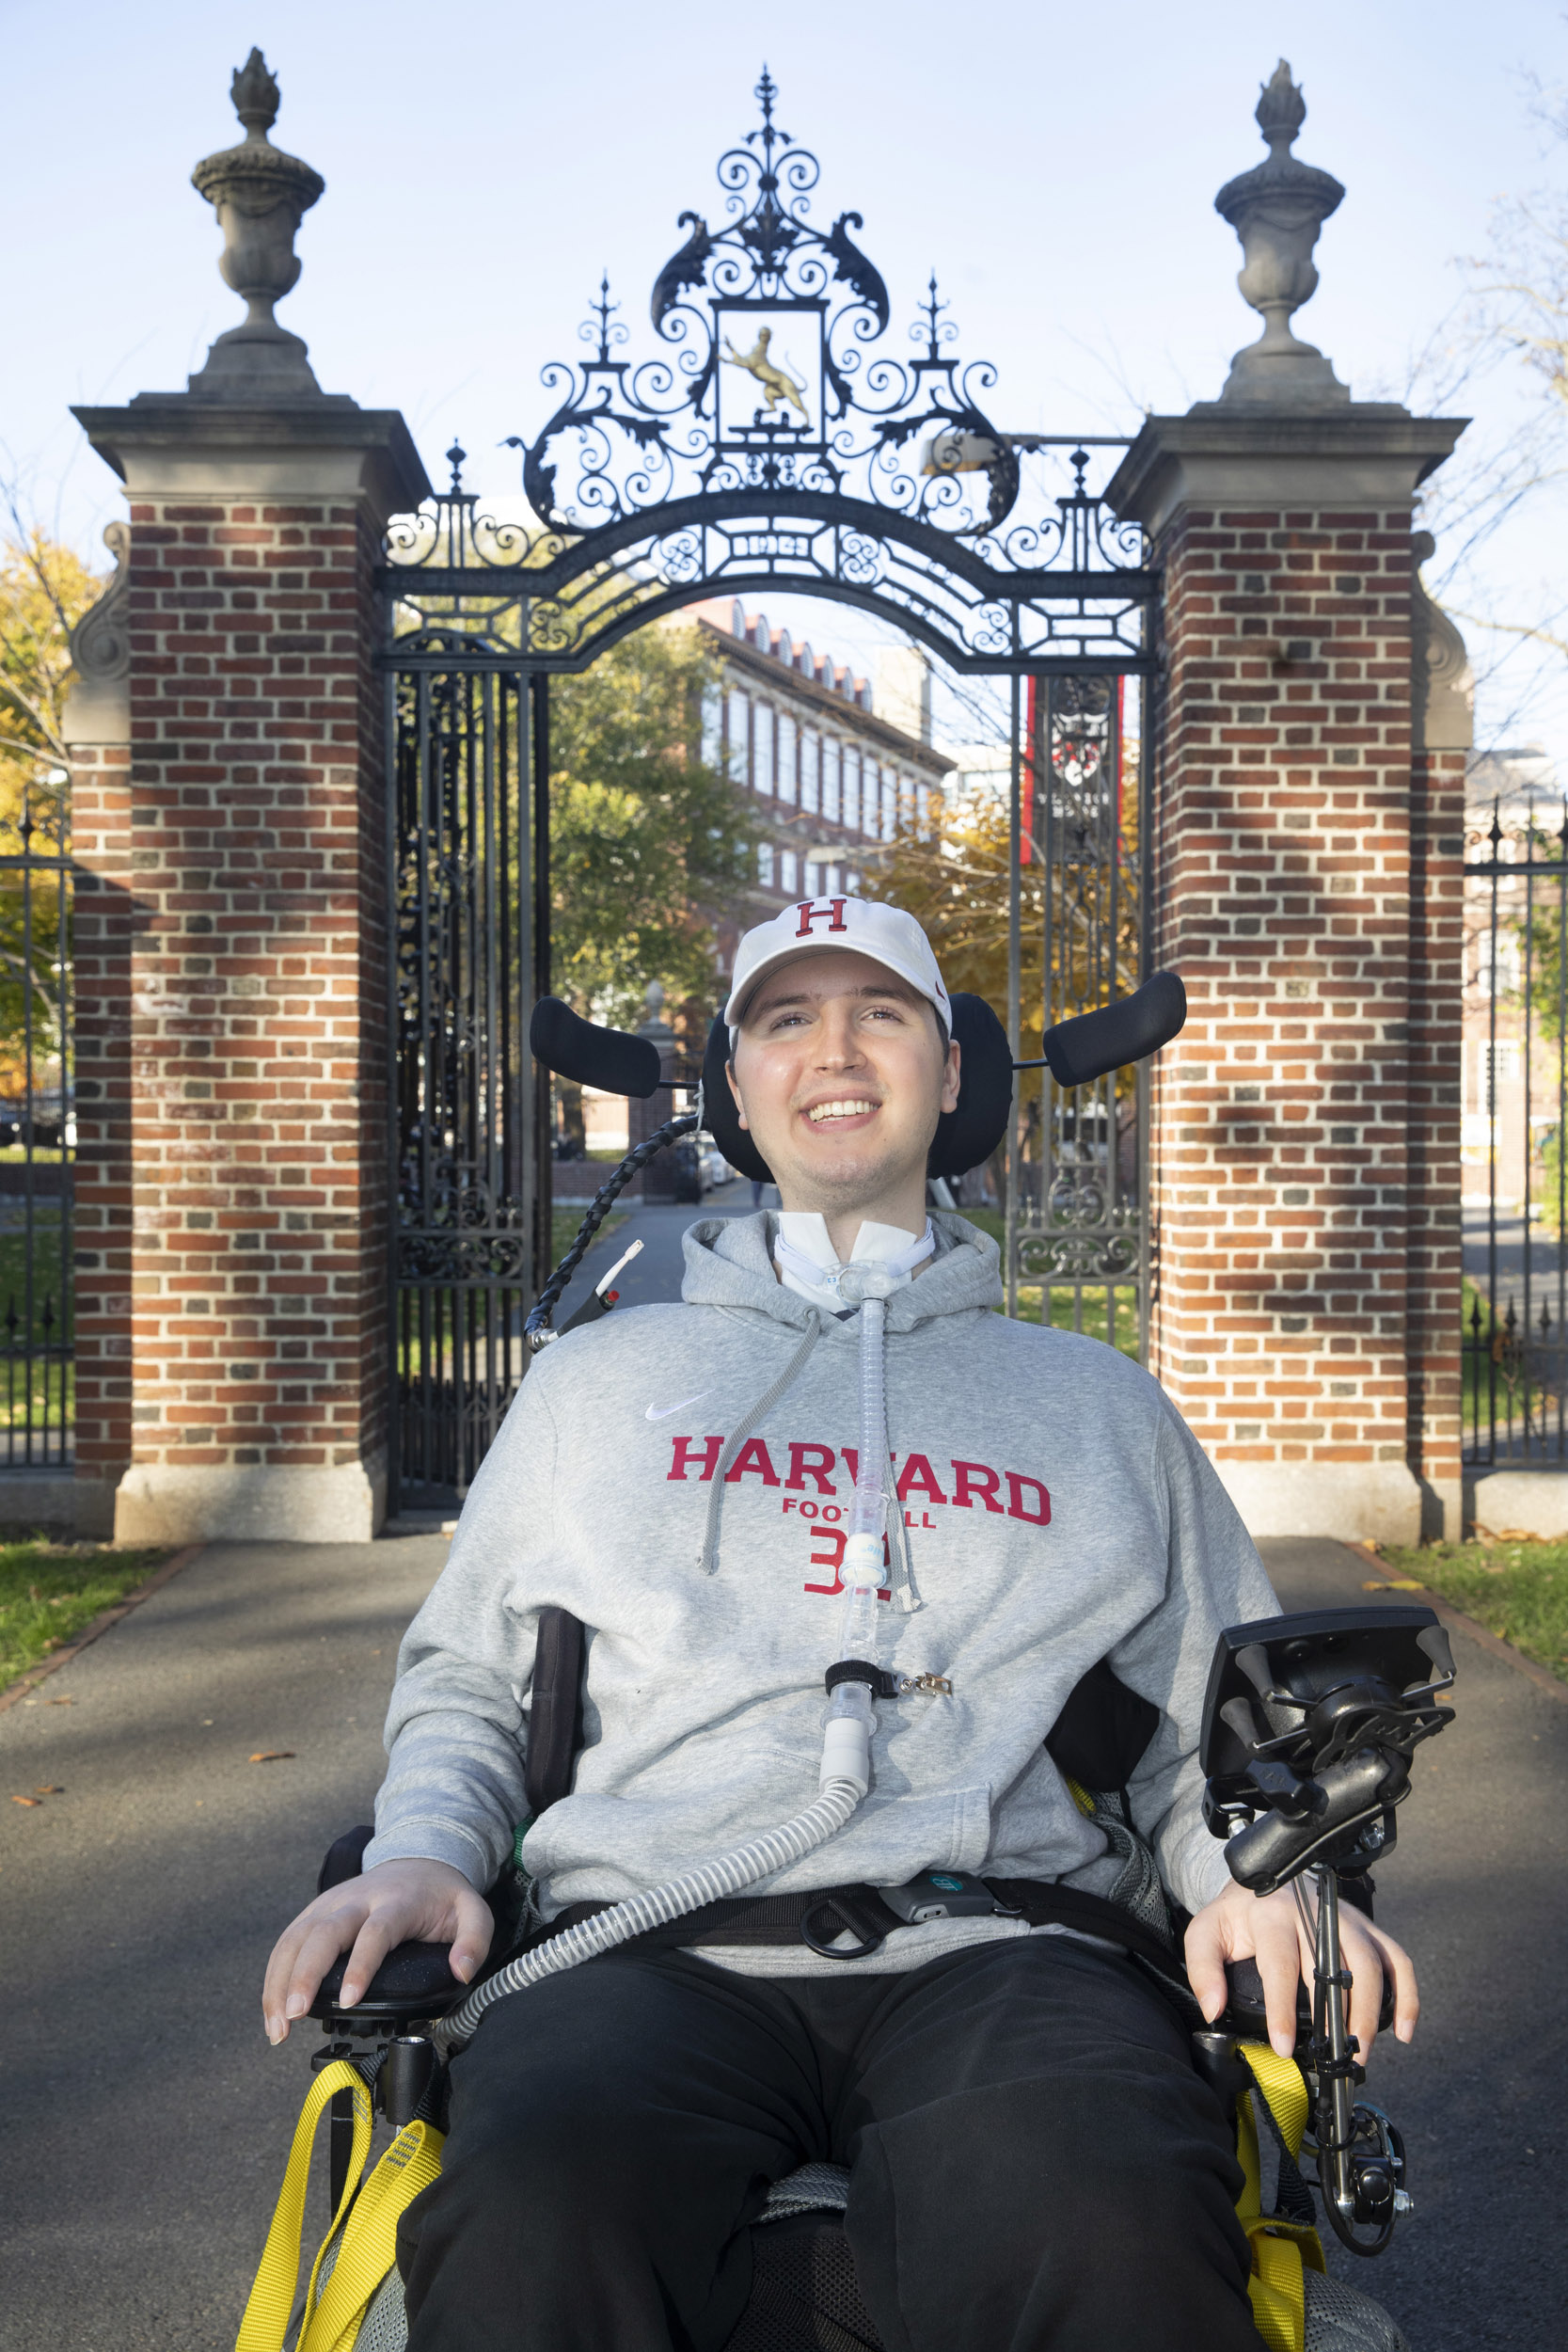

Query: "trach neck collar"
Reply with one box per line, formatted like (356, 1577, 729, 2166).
(772, 1213, 935, 1311)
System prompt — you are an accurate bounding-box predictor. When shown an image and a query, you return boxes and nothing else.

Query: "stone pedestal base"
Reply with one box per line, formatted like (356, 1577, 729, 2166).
(1467, 1471, 1568, 1542)
(113, 1454, 386, 1546)
(1215, 1460, 1423, 1547)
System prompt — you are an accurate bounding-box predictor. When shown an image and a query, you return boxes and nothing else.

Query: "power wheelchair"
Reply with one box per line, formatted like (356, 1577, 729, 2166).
(269, 1600, 1449, 2352)
(245, 984, 1451, 2348)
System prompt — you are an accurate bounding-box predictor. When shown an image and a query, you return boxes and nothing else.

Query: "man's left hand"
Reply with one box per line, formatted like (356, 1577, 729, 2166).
(1184, 1881, 1418, 2062)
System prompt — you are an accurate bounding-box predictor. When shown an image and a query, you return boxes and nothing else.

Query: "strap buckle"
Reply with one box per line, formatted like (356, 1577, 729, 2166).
(800, 1890, 890, 1961)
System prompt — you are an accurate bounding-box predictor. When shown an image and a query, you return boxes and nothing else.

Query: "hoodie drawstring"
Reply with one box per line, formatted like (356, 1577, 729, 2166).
(698, 1300, 920, 1613)
(700, 1320, 823, 1576)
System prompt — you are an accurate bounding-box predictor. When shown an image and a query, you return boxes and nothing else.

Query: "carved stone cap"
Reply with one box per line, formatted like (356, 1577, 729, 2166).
(190, 48, 324, 215)
(1215, 59, 1345, 229)
(71, 401, 433, 529)
(62, 522, 133, 747)
(1105, 410, 1468, 541)
(69, 522, 131, 682)
(1410, 529, 1473, 753)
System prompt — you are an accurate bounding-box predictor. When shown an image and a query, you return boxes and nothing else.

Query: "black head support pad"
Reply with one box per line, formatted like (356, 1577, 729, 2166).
(530, 997, 662, 1099)
(701, 992, 1013, 1186)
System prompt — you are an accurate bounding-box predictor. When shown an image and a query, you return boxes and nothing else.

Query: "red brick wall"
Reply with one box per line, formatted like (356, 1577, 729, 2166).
(1148, 503, 1423, 1501)
(71, 494, 388, 1511)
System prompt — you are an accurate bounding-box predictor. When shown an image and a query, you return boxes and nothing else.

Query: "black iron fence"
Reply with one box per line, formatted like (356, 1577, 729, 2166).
(1006, 672, 1149, 1360)
(1462, 795, 1568, 1465)
(0, 786, 72, 1466)
(388, 662, 545, 1508)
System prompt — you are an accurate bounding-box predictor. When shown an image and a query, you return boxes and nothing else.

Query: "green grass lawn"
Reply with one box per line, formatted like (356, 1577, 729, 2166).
(958, 1208, 1140, 1355)
(0, 1541, 170, 1692)
(0, 1216, 71, 1323)
(1459, 1273, 1559, 1446)
(1381, 1537, 1568, 1684)
(0, 1213, 72, 1437)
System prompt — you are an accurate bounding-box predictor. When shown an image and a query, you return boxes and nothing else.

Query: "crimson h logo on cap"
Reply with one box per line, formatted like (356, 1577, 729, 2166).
(724, 895, 950, 1043)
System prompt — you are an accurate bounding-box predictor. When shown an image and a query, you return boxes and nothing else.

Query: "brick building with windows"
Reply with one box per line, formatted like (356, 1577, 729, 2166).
(692, 600, 951, 982)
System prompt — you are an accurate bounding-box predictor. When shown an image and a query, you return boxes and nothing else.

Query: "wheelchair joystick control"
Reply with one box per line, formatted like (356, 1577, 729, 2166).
(1199, 1604, 1454, 2260)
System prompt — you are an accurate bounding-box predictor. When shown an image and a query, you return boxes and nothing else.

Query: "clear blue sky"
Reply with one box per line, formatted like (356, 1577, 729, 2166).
(4, 0, 1566, 762)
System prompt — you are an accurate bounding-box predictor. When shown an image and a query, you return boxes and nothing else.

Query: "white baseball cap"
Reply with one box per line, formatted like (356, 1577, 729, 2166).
(724, 895, 950, 1043)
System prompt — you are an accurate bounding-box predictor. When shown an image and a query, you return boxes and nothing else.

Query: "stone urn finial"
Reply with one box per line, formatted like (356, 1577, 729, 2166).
(1213, 61, 1349, 407)
(186, 48, 326, 400)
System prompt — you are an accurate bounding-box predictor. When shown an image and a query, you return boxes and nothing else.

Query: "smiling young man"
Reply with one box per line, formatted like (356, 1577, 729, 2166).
(263, 897, 1416, 2352)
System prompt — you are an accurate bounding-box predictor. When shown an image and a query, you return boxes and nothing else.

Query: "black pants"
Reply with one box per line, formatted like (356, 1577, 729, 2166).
(398, 1935, 1260, 2352)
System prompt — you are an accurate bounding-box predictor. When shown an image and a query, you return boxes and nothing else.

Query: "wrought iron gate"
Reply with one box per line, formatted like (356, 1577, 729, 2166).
(382, 72, 1157, 1508)
(1005, 674, 1148, 1356)
(1461, 790, 1568, 1465)
(388, 622, 552, 1503)
(0, 782, 72, 1467)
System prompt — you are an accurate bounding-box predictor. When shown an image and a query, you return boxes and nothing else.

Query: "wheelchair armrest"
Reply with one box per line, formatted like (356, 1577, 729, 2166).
(309, 1938, 467, 2026)
(308, 1824, 516, 2029)
(319, 1823, 375, 1892)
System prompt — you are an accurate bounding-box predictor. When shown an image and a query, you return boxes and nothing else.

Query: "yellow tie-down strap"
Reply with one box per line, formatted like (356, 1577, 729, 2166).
(235, 2058, 444, 2352)
(1233, 2040, 1326, 2352)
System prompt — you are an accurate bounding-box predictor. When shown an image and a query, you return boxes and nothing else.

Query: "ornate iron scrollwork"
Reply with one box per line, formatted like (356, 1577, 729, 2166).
(379, 70, 1156, 675)
(515, 74, 1012, 541)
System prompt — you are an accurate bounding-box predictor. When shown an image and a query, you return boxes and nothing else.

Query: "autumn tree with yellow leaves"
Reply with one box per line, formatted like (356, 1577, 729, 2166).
(0, 529, 106, 1102)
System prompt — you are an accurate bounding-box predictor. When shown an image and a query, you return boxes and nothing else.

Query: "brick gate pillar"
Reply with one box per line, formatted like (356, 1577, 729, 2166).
(62, 56, 430, 1543)
(1106, 65, 1467, 1543)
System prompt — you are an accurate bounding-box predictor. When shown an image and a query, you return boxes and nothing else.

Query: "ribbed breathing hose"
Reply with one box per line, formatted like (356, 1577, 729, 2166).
(435, 1776, 864, 2053)
(436, 1241, 904, 2057)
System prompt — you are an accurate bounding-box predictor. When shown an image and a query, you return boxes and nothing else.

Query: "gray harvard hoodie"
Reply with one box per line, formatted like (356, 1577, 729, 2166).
(365, 1213, 1278, 1973)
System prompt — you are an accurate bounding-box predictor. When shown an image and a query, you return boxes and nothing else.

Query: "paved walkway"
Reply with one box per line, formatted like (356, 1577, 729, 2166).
(0, 1531, 1560, 2347)
(1259, 1540, 1566, 2345)
(0, 1535, 448, 2351)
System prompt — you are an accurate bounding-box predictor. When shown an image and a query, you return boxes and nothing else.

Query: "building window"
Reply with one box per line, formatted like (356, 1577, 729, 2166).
(727, 689, 750, 786)
(701, 687, 721, 770)
(1475, 931, 1522, 996)
(781, 847, 799, 893)
(755, 706, 776, 798)
(758, 841, 776, 888)
(1481, 1038, 1523, 1108)
(845, 748, 862, 834)
(882, 771, 896, 842)
(778, 712, 798, 805)
(801, 726, 819, 816)
(823, 738, 842, 824)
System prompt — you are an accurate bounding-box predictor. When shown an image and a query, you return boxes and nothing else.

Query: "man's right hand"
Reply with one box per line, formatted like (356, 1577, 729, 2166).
(261, 1858, 495, 2044)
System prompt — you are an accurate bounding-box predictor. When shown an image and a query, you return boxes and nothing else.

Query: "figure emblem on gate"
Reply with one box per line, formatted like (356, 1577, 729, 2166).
(721, 327, 811, 425)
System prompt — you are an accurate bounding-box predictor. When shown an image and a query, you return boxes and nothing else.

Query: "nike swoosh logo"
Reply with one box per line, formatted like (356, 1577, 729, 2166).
(645, 1392, 709, 1422)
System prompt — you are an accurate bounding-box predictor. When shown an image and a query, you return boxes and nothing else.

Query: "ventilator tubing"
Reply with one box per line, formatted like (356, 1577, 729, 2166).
(820, 1295, 890, 1795)
(436, 1287, 896, 2055)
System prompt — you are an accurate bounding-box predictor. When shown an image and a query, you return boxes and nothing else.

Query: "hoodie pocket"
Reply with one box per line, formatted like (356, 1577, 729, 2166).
(946, 1785, 994, 1872)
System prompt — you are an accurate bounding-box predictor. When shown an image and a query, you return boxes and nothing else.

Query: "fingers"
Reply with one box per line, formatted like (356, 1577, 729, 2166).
(262, 1892, 368, 2044)
(1251, 1898, 1306, 2060)
(338, 1911, 401, 2011)
(260, 1864, 496, 2042)
(1380, 1929, 1419, 2044)
(277, 1909, 367, 2040)
(1349, 1922, 1418, 2058)
(448, 1889, 495, 1985)
(1181, 1910, 1230, 2026)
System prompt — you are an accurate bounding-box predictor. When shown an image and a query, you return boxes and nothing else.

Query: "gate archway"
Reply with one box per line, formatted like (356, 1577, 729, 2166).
(381, 72, 1159, 1508)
